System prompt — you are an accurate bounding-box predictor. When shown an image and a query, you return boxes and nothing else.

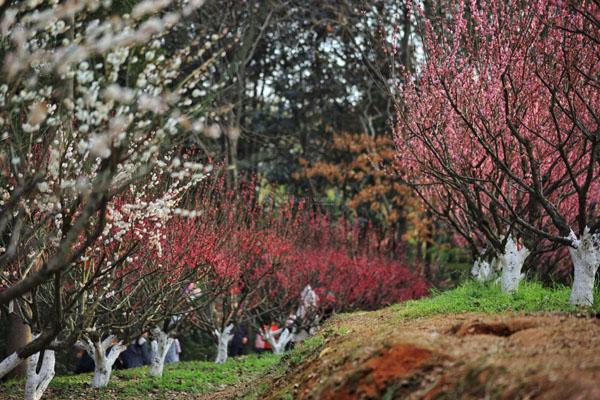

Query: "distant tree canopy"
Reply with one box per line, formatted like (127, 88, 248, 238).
(294, 131, 430, 248)
(176, 0, 421, 241)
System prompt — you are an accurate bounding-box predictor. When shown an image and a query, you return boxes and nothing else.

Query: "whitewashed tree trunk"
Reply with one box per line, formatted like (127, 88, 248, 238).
(498, 236, 529, 293)
(24, 349, 55, 400)
(296, 285, 318, 319)
(471, 258, 495, 282)
(213, 324, 233, 364)
(0, 352, 24, 379)
(568, 228, 600, 306)
(149, 328, 174, 377)
(76, 335, 126, 388)
(264, 328, 293, 355)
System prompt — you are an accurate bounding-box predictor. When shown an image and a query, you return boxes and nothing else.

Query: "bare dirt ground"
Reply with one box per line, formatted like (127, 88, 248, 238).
(261, 310, 600, 399)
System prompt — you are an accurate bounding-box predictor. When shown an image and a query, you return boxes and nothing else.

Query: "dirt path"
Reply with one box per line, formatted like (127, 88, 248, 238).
(262, 310, 600, 399)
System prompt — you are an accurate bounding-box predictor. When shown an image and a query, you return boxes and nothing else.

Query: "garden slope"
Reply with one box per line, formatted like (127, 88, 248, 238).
(259, 309, 600, 399)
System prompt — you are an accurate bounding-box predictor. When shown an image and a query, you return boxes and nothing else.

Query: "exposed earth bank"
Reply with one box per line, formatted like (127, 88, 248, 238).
(257, 310, 600, 399)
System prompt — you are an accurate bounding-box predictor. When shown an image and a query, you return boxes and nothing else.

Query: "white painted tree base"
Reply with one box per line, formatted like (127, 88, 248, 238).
(24, 349, 55, 400)
(568, 228, 600, 307)
(471, 258, 495, 282)
(471, 236, 528, 293)
(264, 328, 293, 355)
(214, 325, 234, 364)
(0, 352, 24, 379)
(499, 236, 529, 293)
(149, 328, 174, 377)
(77, 335, 126, 388)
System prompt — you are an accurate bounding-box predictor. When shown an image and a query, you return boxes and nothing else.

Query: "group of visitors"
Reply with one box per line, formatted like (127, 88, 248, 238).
(72, 285, 323, 373)
(243, 286, 324, 355)
(226, 313, 317, 357)
(253, 314, 301, 353)
(226, 322, 283, 356)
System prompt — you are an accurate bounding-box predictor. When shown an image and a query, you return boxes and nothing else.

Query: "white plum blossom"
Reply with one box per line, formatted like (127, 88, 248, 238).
(204, 123, 221, 139)
(0, 0, 224, 394)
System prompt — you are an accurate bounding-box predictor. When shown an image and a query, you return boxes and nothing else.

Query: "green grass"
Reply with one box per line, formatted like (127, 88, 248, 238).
(240, 334, 326, 400)
(0, 353, 280, 399)
(391, 280, 600, 319)
(287, 334, 325, 366)
(0, 335, 327, 400)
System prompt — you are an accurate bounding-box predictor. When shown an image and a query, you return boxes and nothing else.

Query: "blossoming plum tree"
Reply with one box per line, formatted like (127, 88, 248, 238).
(134, 215, 223, 377)
(394, 0, 599, 302)
(0, 0, 226, 389)
(3, 167, 209, 395)
(183, 177, 299, 363)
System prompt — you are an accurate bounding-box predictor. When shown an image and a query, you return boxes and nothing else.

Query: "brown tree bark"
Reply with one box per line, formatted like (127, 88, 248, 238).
(5, 313, 31, 378)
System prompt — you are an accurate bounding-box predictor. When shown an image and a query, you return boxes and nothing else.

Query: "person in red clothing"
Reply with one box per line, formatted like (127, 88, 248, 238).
(258, 321, 280, 352)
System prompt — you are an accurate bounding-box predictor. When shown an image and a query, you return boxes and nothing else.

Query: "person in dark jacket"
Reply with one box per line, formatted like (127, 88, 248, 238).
(229, 324, 248, 357)
(74, 348, 95, 374)
(117, 335, 153, 369)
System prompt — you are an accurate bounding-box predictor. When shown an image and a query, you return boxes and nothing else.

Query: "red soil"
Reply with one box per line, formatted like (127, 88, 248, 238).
(321, 344, 436, 399)
(263, 311, 600, 399)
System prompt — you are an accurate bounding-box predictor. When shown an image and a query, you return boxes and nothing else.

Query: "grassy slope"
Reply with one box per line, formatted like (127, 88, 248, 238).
(3, 281, 597, 399)
(244, 281, 600, 399)
(1, 353, 280, 399)
(391, 280, 600, 318)
(244, 280, 600, 399)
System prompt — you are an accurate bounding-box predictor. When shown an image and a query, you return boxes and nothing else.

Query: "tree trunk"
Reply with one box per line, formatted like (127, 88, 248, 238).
(214, 325, 233, 364)
(91, 353, 111, 388)
(5, 312, 32, 378)
(471, 258, 495, 282)
(0, 352, 23, 379)
(401, 3, 412, 72)
(498, 236, 529, 293)
(77, 335, 126, 388)
(568, 229, 600, 306)
(264, 328, 292, 355)
(227, 136, 238, 190)
(24, 349, 55, 400)
(149, 328, 173, 377)
(0, 329, 57, 379)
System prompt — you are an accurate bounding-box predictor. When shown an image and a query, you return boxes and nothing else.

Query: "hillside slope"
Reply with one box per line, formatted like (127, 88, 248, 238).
(250, 283, 600, 399)
(259, 310, 600, 399)
(3, 283, 598, 400)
